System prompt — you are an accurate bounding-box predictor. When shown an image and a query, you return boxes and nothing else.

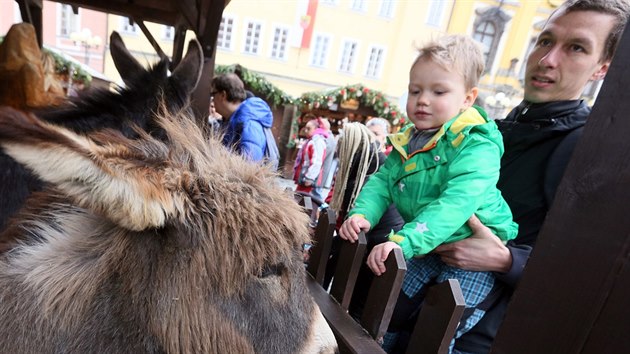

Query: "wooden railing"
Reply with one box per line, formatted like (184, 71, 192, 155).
(297, 194, 466, 354)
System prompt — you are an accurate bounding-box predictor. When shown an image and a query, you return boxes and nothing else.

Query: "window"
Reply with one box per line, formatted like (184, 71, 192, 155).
(365, 45, 386, 78)
(472, 6, 510, 70)
(473, 21, 496, 64)
(338, 40, 359, 73)
(217, 15, 235, 50)
(379, 0, 396, 18)
(309, 34, 332, 68)
(351, 0, 367, 12)
(426, 0, 446, 27)
(243, 20, 263, 55)
(321, 0, 338, 5)
(120, 17, 139, 35)
(270, 25, 290, 60)
(59, 4, 78, 37)
(163, 26, 174, 40)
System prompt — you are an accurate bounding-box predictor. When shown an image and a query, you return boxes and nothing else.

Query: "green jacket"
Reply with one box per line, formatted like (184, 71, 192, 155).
(349, 106, 518, 259)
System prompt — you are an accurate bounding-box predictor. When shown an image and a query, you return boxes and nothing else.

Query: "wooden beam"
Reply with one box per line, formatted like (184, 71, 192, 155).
(16, 0, 43, 48)
(188, 0, 225, 123)
(135, 19, 168, 61)
(47, 0, 180, 25)
(491, 22, 630, 354)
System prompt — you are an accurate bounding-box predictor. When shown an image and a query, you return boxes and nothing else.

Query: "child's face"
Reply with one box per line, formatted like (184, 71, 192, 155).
(406, 58, 477, 130)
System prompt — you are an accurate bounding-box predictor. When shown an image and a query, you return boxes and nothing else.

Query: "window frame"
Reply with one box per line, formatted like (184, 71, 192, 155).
(242, 19, 264, 55)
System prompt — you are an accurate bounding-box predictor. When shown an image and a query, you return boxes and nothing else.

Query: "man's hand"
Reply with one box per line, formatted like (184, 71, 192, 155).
(339, 216, 371, 243)
(367, 241, 401, 276)
(303, 179, 313, 187)
(433, 215, 512, 273)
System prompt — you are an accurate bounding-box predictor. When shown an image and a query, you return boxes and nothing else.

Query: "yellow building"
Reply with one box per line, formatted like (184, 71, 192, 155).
(104, 1, 456, 106)
(102, 0, 603, 119)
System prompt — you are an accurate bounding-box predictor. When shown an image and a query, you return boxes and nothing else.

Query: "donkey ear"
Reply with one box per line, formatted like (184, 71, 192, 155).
(0, 107, 178, 231)
(170, 39, 204, 96)
(110, 31, 146, 86)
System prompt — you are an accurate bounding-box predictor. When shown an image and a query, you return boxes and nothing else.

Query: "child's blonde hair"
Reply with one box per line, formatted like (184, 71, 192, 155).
(412, 34, 485, 90)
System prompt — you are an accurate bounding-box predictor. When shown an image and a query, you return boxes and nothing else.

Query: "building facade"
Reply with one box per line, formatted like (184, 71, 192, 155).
(4, 0, 604, 118)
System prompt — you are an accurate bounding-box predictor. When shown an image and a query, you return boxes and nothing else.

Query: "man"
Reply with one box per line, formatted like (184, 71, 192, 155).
(211, 73, 273, 162)
(425, 1, 630, 353)
(366, 117, 392, 155)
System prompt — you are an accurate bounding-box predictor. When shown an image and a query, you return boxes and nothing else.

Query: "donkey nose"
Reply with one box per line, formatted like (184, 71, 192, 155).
(301, 305, 338, 354)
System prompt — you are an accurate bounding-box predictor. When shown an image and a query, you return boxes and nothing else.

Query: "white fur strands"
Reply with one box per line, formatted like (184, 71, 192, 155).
(330, 122, 377, 213)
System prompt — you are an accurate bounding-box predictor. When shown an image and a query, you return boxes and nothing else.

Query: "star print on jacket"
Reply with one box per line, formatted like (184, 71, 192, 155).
(415, 222, 429, 234)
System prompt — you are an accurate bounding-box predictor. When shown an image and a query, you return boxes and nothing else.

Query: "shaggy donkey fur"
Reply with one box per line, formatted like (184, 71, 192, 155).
(0, 36, 336, 354)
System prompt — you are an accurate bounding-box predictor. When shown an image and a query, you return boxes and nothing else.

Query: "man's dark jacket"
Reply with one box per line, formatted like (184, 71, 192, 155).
(454, 99, 591, 353)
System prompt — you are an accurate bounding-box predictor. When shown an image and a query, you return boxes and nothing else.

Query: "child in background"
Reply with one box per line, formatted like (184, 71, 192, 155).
(339, 35, 518, 352)
(293, 118, 329, 197)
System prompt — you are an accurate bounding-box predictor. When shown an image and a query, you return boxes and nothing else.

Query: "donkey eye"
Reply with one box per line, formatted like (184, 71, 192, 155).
(259, 263, 285, 278)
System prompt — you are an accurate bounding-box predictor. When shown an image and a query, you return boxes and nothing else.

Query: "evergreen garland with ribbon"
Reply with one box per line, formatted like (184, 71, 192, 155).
(297, 84, 407, 126)
(215, 64, 294, 108)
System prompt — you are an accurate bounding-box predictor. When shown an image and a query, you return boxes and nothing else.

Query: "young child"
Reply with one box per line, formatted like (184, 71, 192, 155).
(293, 118, 330, 197)
(339, 35, 518, 352)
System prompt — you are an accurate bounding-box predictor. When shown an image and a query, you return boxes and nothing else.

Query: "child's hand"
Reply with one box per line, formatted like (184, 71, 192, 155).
(339, 216, 371, 243)
(367, 241, 401, 276)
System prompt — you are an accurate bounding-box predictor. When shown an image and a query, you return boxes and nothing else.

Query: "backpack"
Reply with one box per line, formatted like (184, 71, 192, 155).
(263, 126, 280, 171)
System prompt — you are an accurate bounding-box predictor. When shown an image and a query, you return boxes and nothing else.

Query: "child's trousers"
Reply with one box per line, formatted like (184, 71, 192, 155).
(382, 254, 495, 353)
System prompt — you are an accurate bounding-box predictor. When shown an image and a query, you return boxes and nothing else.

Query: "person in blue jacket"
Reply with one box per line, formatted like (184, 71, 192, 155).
(211, 73, 273, 162)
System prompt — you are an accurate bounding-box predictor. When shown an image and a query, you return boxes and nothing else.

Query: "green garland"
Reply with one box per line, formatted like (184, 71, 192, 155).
(213, 64, 408, 149)
(296, 83, 407, 126)
(215, 64, 294, 108)
(44, 49, 92, 85)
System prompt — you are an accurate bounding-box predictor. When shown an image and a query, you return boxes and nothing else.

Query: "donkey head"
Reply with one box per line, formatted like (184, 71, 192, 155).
(0, 37, 336, 353)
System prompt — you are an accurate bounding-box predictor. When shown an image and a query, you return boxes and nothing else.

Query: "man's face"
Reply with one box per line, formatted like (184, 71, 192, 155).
(211, 89, 228, 117)
(524, 10, 614, 103)
(368, 124, 387, 146)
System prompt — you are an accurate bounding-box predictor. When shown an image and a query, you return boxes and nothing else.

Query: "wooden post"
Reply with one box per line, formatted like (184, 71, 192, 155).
(329, 232, 367, 310)
(406, 280, 465, 354)
(306, 208, 336, 285)
(361, 248, 406, 340)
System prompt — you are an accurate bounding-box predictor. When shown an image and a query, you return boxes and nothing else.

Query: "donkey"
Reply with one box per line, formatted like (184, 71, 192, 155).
(0, 37, 336, 353)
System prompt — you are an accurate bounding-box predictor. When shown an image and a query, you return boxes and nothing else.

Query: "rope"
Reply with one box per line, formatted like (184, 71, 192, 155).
(330, 122, 377, 214)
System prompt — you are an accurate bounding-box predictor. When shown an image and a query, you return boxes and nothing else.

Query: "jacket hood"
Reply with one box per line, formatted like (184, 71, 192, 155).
(389, 106, 493, 159)
(230, 97, 273, 128)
